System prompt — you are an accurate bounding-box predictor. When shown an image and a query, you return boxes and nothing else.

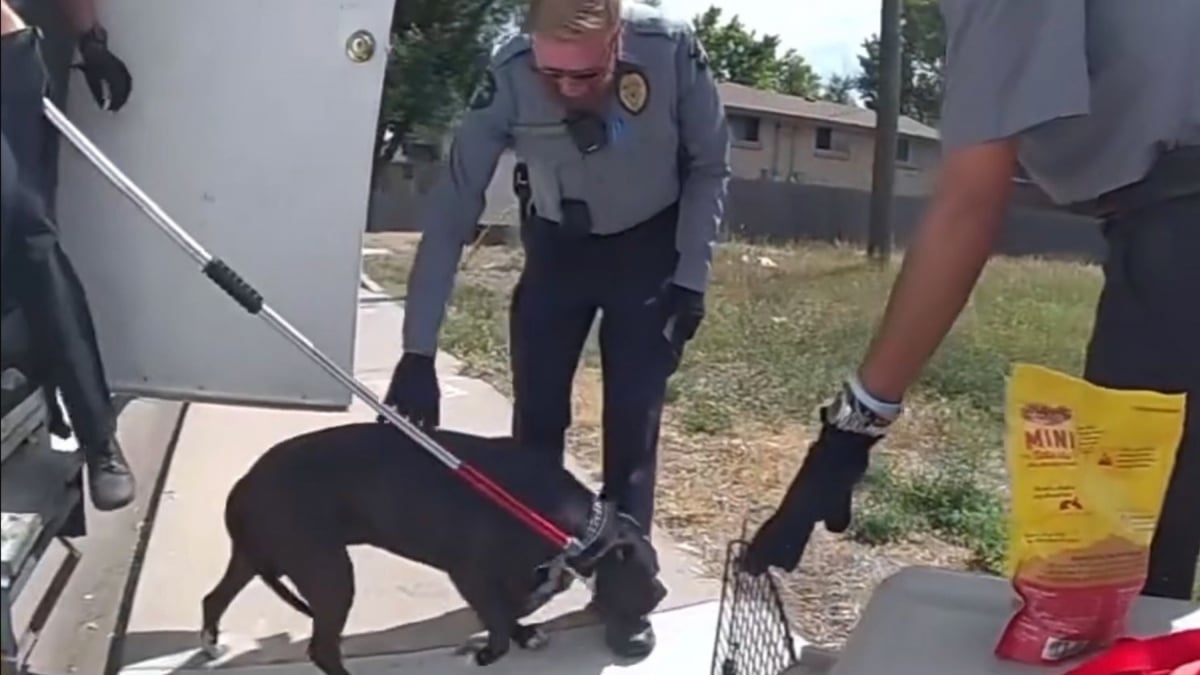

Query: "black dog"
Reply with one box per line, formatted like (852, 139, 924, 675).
(200, 422, 667, 674)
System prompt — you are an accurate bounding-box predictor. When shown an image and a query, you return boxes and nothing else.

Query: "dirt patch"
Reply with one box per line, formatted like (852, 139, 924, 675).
(563, 364, 972, 647)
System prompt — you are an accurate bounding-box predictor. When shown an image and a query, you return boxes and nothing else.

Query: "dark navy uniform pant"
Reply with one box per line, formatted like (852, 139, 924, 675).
(1084, 184, 1199, 600)
(1, 29, 117, 450)
(509, 204, 683, 535)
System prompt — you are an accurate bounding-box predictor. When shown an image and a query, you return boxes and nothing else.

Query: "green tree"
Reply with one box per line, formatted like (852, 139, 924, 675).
(820, 73, 856, 104)
(853, 0, 944, 124)
(774, 49, 821, 98)
(691, 6, 821, 98)
(373, 0, 523, 177)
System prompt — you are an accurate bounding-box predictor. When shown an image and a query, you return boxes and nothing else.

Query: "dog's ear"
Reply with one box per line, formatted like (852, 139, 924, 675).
(613, 513, 660, 573)
(614, 513, 650, 545)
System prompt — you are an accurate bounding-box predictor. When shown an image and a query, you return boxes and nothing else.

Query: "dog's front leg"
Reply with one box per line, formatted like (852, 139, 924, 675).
(451, 573, 518, 666)
(512, 622, 549, 651)
(475, 622, 513, 666)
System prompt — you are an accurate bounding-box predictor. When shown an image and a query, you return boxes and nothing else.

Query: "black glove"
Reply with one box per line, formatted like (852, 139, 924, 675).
(379, 353, 440, 429)
(74, 26, 132, 112)
(661, 284, 705, 352)
(741, 385, 891, 575)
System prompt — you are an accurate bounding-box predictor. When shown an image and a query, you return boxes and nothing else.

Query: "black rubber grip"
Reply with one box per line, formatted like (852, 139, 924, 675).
(203, 258, 263, 313)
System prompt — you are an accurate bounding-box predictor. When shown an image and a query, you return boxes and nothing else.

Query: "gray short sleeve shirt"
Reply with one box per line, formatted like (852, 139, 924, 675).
(402, 3, 730, 355)
(939, 0, 1200, 205)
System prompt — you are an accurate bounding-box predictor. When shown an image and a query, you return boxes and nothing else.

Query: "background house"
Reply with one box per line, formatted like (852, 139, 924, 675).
(368, 83, 944, 232)
(366, 82, 1100, 264)
(719, 82, 941, 197)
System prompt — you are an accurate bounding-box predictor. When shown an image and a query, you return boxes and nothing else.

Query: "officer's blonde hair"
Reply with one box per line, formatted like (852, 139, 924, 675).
(526, 0, 621, 38)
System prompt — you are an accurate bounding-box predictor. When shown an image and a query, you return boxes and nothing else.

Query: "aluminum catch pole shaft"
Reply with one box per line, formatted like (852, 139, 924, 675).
(42, 98, 583, 555)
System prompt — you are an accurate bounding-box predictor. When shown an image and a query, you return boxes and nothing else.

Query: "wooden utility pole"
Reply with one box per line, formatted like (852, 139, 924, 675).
(866, 0, 903, 261)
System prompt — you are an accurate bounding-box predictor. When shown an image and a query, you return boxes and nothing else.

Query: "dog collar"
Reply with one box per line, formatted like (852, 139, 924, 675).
(565, 498, 614, 573)
(525, 499, 612, 608)
(578, 499, 610, 552)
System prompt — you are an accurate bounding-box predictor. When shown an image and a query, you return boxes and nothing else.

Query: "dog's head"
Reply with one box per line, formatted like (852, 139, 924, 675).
(590, 512, 668, 622)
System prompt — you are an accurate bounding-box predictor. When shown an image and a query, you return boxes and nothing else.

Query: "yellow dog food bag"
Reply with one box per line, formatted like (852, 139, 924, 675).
(997, 363, 1187, 665)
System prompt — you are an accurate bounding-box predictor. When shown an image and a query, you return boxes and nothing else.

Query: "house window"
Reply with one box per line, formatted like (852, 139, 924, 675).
(896, 137, 911, 164)
(815, 126, 832, 150)
(814, 126, 850, 155)
(728, 114, 761, 144)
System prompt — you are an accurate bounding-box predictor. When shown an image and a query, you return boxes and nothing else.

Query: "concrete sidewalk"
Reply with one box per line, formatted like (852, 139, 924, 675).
(115, 287, 719, 674)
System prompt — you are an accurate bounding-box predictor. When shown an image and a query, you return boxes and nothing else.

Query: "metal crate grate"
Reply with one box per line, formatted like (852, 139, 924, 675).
(710, 530, 800, 675)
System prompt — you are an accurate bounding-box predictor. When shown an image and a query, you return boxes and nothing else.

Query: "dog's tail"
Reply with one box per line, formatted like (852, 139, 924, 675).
(224, 481, 313, 618)
(256, 573, 313, 618)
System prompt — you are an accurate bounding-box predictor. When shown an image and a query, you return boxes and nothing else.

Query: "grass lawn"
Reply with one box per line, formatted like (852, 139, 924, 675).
(363, 231, 1195, 645)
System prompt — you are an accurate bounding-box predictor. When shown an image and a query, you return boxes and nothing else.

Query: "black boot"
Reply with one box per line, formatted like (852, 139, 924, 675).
(603, 616, 656, 659)
(83, 437, 135, 511)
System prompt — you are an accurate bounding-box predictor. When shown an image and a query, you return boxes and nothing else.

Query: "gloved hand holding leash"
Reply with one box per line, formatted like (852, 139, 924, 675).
(741, 376, 899, 575)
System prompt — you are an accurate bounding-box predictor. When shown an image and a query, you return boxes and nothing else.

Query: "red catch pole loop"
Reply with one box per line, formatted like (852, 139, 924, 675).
(458, 464, 575, 551)
(1063, 629, 1200, 675)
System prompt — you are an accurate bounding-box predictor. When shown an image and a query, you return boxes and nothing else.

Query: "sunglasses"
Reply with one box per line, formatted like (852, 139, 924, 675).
(536, 67, 606, 82)
(532, 31, 619, 83)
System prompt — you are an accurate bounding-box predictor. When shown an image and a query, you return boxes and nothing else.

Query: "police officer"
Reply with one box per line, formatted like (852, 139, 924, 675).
(743, 0, 1200, 602)
(381, 0, 730, 656)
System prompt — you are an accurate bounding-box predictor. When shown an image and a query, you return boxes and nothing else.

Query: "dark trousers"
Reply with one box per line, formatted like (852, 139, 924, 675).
(508, 205, 683, 534)
(1083, 192, 1200, 600)
(1, 30, 116, 450)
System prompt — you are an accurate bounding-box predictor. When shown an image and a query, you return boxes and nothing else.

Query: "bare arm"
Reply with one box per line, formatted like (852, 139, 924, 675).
(852, 0, 1090, 405)
(1, 0, 28, 34)
(857, 141, 1018, 401)
(56, 0, 99, 35)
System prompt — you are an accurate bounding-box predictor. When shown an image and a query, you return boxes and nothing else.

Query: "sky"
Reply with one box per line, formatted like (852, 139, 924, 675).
(657, 0, 882, 79)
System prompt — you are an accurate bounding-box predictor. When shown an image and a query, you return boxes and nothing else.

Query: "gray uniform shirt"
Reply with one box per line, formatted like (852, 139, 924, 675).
(939, 0, 1200, 206)
(402, 3, 731, 356)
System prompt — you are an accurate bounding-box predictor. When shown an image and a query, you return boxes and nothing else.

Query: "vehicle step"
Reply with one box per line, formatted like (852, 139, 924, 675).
(1, 439, 83, 586)
(1, 384, 46, 465)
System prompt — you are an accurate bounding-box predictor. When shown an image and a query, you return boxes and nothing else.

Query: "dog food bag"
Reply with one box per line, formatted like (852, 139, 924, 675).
(996, 363, 1187, 665)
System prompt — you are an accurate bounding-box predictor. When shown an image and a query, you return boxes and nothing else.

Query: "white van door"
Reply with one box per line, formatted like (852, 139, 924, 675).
(53, 0, 395, 410)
